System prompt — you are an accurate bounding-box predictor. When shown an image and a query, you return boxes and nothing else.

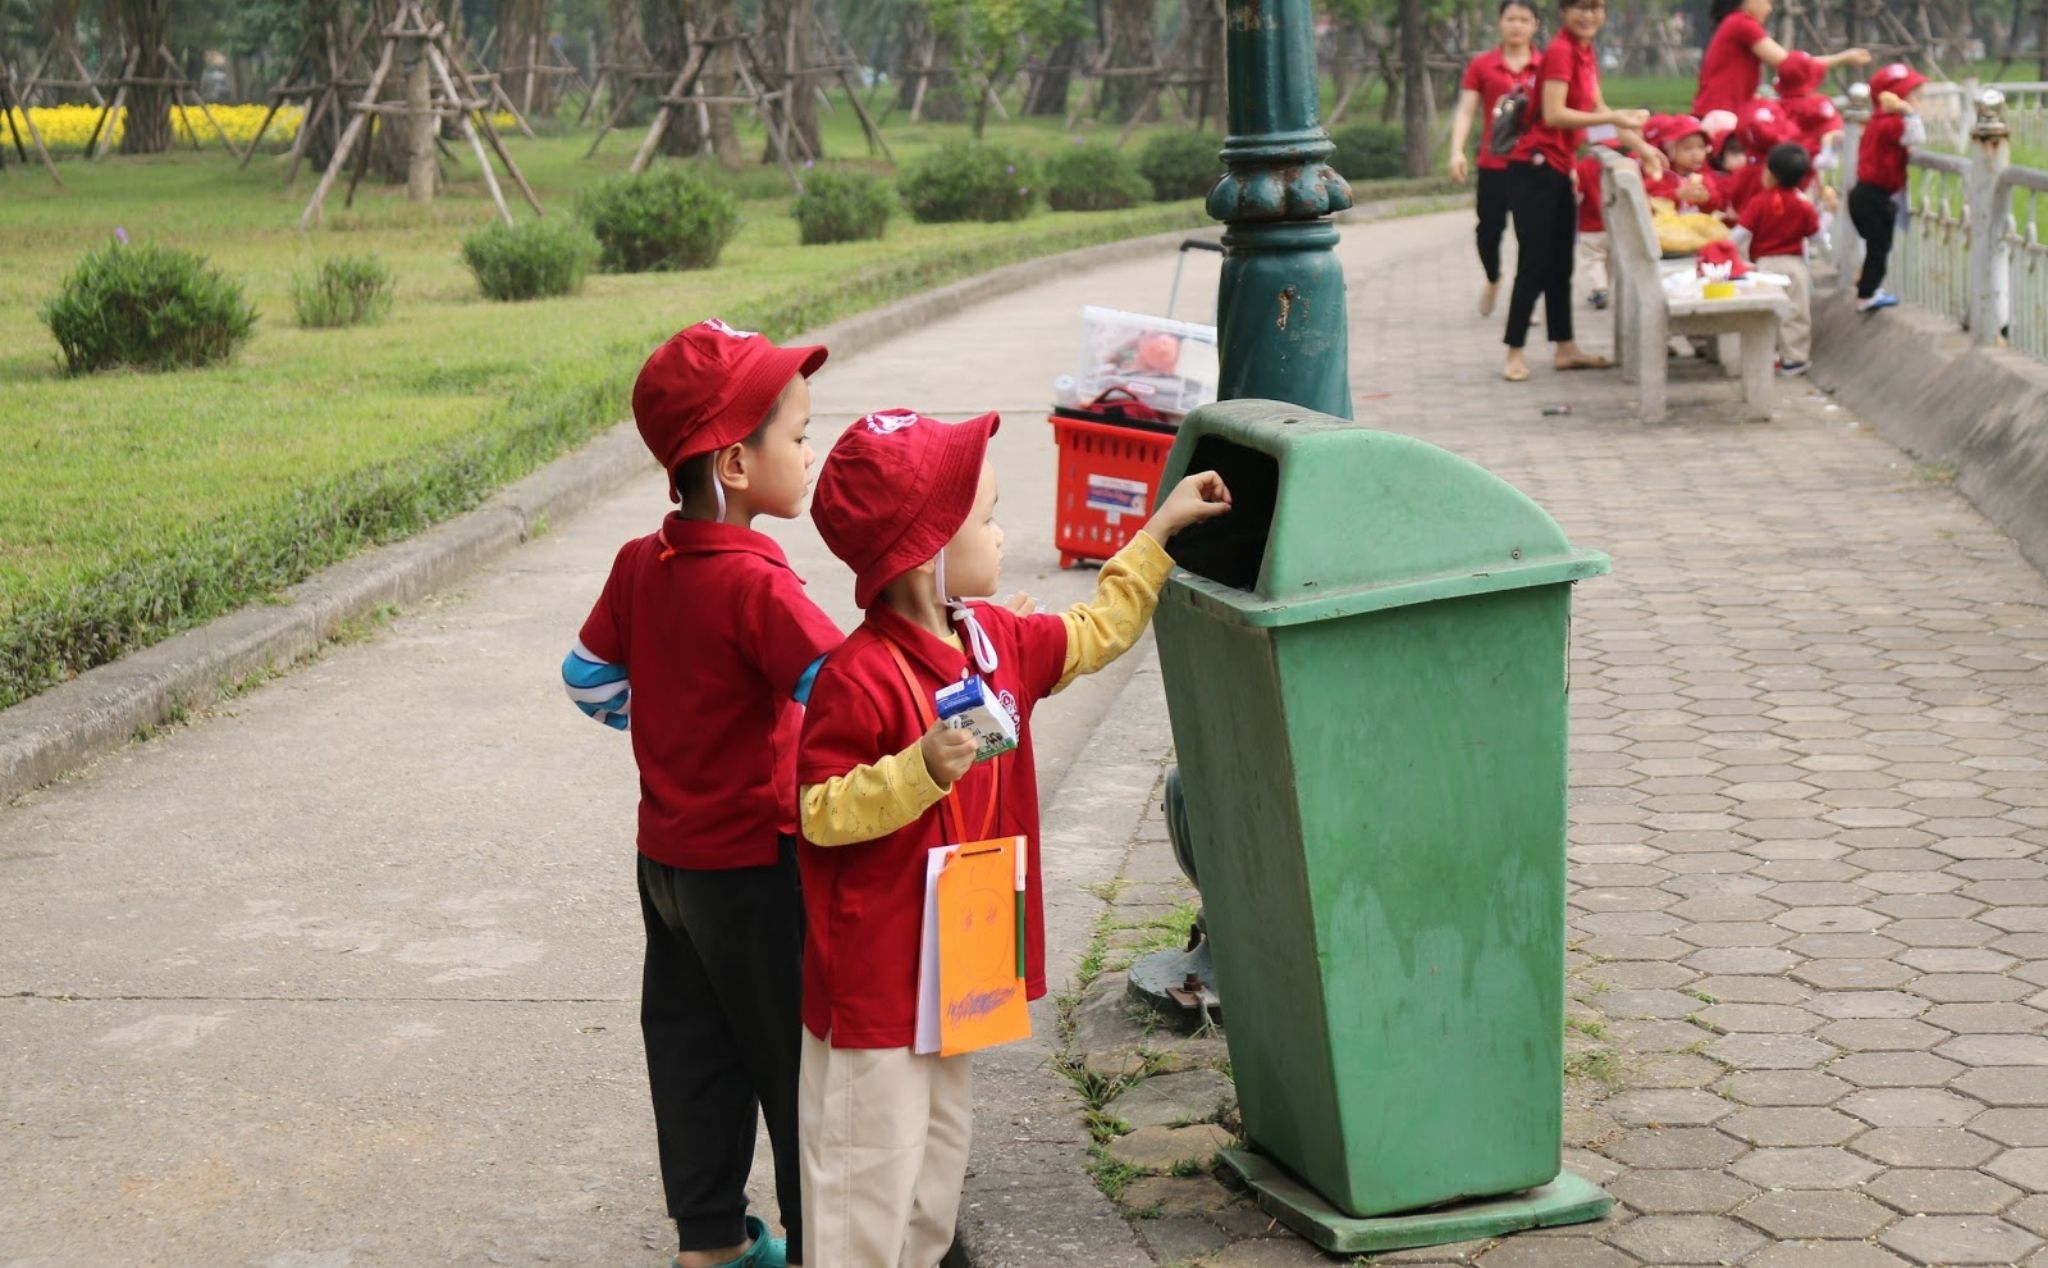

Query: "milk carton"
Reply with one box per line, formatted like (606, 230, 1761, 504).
(934, 675, 1019, 764)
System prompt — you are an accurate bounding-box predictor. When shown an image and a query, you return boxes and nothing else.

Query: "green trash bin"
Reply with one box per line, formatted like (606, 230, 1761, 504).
(1151, 400, 1614, 1253)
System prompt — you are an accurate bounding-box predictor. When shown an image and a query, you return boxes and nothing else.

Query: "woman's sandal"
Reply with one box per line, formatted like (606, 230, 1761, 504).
(1502, 363, 1531, 382)
(1554, 355, 1613, 372)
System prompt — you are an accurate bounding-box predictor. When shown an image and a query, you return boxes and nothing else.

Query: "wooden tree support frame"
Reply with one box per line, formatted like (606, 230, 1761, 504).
(587, 20, 808, 193)
(299, 0, 542, 231)
(0, 41, 65, 185)
(78, 44, 246, 161)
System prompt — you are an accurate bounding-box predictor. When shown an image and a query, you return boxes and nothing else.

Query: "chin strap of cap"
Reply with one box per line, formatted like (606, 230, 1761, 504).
(934, 551, 999, 674)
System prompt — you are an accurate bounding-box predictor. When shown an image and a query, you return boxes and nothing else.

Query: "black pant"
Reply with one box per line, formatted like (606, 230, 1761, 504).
(1505, 159, 1577, 348)
(1476, 166, 1511, 284)
(1848, 181, 1898, 300)
(640, 843, 806, 1262)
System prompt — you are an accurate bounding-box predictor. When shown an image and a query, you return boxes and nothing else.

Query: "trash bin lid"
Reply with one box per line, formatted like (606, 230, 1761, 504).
(1158, 399, 1610, 628)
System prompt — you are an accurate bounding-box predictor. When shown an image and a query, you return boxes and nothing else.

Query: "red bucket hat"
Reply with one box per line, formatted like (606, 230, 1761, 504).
(1735, 100, 1797, 156)
(812, 408, 1001, 609)
(1869, 62, 1928, 102)
(1775, 50, 1825, 96)
(632, 318, 827, 500)
(1651, 113, 1709, 154)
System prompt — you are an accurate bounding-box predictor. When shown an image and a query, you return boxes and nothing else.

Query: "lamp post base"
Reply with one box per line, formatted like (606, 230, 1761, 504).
(1219, 1150, 1615, 1255)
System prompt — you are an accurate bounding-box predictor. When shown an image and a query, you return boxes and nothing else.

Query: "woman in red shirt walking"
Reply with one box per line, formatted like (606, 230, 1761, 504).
(1502, 0, 1663, 383)
(1692, 0, 1869, 118)
(1448, 0, 1541, 317)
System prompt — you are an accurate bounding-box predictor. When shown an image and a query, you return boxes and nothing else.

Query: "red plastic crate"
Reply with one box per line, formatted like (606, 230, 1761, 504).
(1048, 412, 1177, 568)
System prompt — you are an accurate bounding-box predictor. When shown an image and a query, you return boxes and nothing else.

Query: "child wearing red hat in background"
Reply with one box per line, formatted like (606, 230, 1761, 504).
(1737, 142, 1824, 374)
(1849, 62, 1929, 314)
(1644, 114, 1725, 214)
(797, 411, 1229, 1268)
(563, 319, 844, 1268)
(1720, 100, 1802, 224)
(1573, 141, 1616, 310)
(1774, 51, 1844, 158)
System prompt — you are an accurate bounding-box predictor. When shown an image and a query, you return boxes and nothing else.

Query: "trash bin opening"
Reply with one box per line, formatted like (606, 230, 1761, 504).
(1170, 436, 1279, 592)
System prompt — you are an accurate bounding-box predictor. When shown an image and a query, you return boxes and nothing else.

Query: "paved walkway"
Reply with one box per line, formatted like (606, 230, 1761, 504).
(5, 210, 2048, 1268)
(1070, 214, 2048, 1267)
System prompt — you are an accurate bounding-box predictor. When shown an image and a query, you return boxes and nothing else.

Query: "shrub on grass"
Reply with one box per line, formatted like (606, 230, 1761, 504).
(1329, 122, 1405, 182)
(1137, 132, 1225, 202)
(290, 254, 395, 328)
(898, 143, 1037, 223)
(578, 169, 740, 272)
(459, 219, 596, 301)
(793, 170, 897, 244)
(1045, 144, 1150, 212)
(39, 240, 256, 375)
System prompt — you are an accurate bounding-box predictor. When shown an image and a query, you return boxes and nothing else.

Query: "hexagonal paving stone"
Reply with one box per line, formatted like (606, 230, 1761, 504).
(1607, 1168, 1758, 1215)
(1722, 1070, 1854, 1107)
(1601, 989, 1705, 1020)
(1911, 973, 2035, 1003)
(1975, 1109, 2048, 1147)
(1606, 1128, 1750, 1169)
(1473, 1238, 1634, 1268)
(1853, 1127, 2005, 1168)
(1818, 1018, 1953, 1051)
(1955, 1068, 2048, 1108)
(1693, 974, 1811, 1005)
(1745, 1244, 1913, 1268)
(1603, 1088, 1735, 1128)
(1687, 946, 1801, 975)
(1925, 1002, 2048, 1034)
(1841, 1088, 1987, 1129)
(1736, 1190, 1896, 1239)
(1939, 1034, 2048, 1066)
(1631, 1052, 1727, 1089)
(1796, 959, 1919, 990)
(1829, 1051, 1966, 1088)
(1777, 906, 1893, 934)
(1699, 1003, 1823, 1034)
(1864, 1167, 2023, 1215)
(1880, 1215, 2043, 1265)
(1709, 1033, 1838, 1070)
(1731, 1146, 1883, 1190)
(2013, 1195, 2048, 1237)
(1789, 933, 1910, 960)
(1888, 918, 2005, 948)
(1722, 1106, 1865, 1147)
(1585, 961, 1699, 991)
(1608, 1214, 1768, 1265)
(1808, 991, 1932, 1019)
(1991, 1149, 2048, 1192)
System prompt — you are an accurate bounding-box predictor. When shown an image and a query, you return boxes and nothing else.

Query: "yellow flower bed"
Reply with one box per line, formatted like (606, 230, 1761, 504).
(7, 104, 518, 151)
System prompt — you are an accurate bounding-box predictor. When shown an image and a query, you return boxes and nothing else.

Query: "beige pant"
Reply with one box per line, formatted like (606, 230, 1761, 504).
(1760, 253, 1813, 364)
(1578, 230, 1610, 293)
(798, 1031, 974, 1268)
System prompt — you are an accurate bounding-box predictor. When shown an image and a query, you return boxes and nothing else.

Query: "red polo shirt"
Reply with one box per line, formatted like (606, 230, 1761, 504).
(1858, 113, 1911, 193)
(1513, 32, 1598, 175)
(798, 602, 1068, 1048)
(579, 516, 843, 870)
(1693, 11, 1768, 117)
(1575, 151, 1610, 232)
(1463, 46, 1539, 172)
(1740, 186, 1821, 260)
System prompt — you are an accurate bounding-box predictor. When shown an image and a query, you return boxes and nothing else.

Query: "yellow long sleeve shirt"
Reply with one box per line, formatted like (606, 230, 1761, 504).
(800, 531, 1174, 847)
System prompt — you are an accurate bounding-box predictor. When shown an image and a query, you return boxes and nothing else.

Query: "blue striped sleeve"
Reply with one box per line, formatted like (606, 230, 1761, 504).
(563, 641, 630, 731)
(793, 655, 826, 706)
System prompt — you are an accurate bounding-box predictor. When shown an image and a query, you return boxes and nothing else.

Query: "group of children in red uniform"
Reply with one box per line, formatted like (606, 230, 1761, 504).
(563, 320, 1232, 1268)
(1567, 51, 1926, 374)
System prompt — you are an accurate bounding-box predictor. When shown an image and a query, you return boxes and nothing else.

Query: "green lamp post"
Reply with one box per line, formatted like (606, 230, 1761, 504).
(1208, 0, 1354, 417)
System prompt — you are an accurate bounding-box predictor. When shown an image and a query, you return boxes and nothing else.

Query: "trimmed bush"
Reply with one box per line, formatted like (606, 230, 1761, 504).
(290, 254, 395, 328)
(39, 240, 256, 375)
(460, 220, 596, 301)
(1137, 131, 1225, 202)
(1329, 122, 1405, 182)
(793, 170, 896, 244)
(1045, 144, 1150, 212)
(898, 143, 1037, 223)
(578, 169, 740, 273)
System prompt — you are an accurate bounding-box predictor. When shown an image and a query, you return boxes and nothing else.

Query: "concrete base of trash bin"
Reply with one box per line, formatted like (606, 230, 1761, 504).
(1219, 1150, 1614, 1255)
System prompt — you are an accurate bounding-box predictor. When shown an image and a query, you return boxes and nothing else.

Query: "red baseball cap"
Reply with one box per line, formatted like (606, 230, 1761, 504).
(1869, 62, 1928, 101)
(632, 318, 827, 499)
(812, 408, 1001, 609)
(1650, 113, 1708, 153)
(1775, 50, 1825, 96)
(1735, 100, 1797, 156)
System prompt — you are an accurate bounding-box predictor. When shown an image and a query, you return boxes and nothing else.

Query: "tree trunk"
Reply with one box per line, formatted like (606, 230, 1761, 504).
(1399, 0, 1428, 175)
(760, 0, 822, 160)
(405, 35, 438, 200)
(494, 0, 555, 118)
(118, 0, 173, 154)
(1104, 0, 1155, 121)
(1024, 34, 1081, 115)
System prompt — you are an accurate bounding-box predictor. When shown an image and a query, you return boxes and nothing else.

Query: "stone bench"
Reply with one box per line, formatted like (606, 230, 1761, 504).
(1598, 149, 1791, 423)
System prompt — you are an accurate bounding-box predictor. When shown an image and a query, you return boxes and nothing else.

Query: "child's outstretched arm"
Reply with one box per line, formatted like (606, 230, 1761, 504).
(562, 641, 630, 731)
(801, 710, 976, 847)
(1053, 472, 1232, 693)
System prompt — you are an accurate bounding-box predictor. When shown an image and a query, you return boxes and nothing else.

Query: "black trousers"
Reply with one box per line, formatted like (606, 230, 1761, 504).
(640, 842, 806, 1261)
(1505, 159, 1578, 348)
(1475, 166, 1511, 284)
(1848, 181, 1898, 300)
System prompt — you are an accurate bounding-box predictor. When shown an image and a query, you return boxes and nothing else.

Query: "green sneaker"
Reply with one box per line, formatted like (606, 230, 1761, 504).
(739, 1216, 787, 1268)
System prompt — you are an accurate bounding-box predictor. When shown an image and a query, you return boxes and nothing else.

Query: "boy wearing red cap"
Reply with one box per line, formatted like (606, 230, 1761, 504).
(563, 318, 843, 1268)
(1774, 51, 1843, 157)
(1849, 62, 1928, 314)
(796, 410, 1230, 1268)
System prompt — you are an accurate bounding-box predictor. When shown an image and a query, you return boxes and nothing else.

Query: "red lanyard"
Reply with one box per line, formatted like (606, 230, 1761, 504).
(884, 638, 1000, 844)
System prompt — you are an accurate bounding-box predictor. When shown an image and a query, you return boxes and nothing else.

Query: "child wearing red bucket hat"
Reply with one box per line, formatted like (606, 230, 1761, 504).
(1775, 51, 1844, 157)
(1643, 114, 1724, 214)
(795, 410, 1230, 1268)
(562, 317, 844, 1268)
(1849, 62, 1929, 313)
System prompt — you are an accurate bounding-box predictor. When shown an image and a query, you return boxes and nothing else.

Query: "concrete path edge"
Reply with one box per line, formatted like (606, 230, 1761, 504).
(0, 193, 1453, 804)
(1811, 289, 2048, 581)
